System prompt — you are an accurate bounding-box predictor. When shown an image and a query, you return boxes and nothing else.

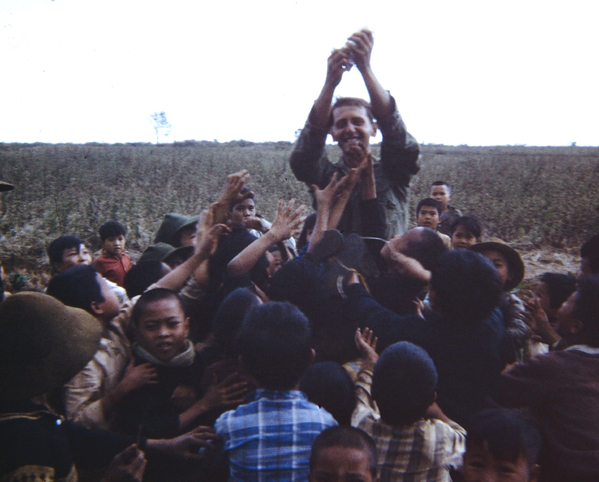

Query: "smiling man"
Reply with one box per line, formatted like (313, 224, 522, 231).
(290, 29, 420, 239)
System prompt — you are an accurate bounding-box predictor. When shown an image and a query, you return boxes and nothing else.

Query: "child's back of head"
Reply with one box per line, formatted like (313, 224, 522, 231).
(234, 301, 313, 390)
(371, 341, 437, 426)
(464, 408, 541, 482)
(300, 362, 357, 426)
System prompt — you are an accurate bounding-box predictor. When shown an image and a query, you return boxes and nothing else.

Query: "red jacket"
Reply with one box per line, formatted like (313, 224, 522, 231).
(93, 251, 132, 287)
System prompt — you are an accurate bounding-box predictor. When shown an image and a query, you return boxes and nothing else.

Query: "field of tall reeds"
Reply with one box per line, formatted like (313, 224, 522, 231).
(0, 141, 597, 286)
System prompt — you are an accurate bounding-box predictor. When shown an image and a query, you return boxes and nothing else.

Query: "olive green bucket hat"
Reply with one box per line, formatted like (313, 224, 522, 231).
(0, 292, 102, 401)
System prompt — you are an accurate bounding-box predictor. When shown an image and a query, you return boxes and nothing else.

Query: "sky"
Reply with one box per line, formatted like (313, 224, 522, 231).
(1, 0, 598, 146)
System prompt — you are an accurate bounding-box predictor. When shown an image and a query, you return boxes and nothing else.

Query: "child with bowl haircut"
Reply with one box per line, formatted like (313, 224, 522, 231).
(450, 216, 483, 250)
(93, 221, 132, 287)
(113, 288, 248, 439)
(309, 426, 379, 482)
(416, 198, 451, 249)
(214, 302, 337, 482)
(352, 328, 465, 482)
(463, 408, 541, 482)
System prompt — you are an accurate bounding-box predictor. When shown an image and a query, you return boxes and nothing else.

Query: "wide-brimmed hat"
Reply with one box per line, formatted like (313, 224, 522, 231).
(0, 292, 102, 401)
(154, 213, 200, 246)
(470, 241, 525, 291)
(139, 242, 194, 266)
(0, 181, 14, 192)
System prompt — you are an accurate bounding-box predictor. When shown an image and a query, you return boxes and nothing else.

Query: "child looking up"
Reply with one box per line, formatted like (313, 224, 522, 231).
(450, 216, 483, 250)
(93, 221, 132, 287)
(352, 328, 465, 481)
(416, 199, 451, 249)
(309, 426, 379, 482)
(463, 408, 541, 482)
(214, 302, 337, 482)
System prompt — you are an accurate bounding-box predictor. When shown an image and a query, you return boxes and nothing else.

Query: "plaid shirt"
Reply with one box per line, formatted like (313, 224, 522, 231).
(352, 369, 465, 482)
(214, 389, 337, 482)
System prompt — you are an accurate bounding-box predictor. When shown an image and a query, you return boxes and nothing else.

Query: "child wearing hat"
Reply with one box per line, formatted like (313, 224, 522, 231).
(470, 241, 529, 364)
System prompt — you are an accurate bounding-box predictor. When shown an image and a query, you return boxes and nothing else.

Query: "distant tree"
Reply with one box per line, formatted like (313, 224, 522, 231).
(150, 112, 172, 144)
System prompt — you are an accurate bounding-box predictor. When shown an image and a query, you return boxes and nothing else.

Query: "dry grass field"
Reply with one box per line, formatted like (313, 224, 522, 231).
(0, 141, 597, 291)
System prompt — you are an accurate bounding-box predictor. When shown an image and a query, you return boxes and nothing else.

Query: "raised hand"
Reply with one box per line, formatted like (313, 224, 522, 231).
(195, 223, 230, 258)
(219, 170, 252, 206)
(268, 199, 306, 242)
(524, 297, 561, 346)
(326, 48, 352, 88)
(354, 327, 379, 370)
(346, 29, 374, 74)
(201, 373, 249, 411)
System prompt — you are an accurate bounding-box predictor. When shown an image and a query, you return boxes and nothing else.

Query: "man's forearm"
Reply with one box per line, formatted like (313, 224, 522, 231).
(361, 67, 393, 120)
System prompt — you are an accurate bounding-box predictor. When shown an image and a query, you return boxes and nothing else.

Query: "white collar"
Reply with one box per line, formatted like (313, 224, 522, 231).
(563, 344, 599, 355)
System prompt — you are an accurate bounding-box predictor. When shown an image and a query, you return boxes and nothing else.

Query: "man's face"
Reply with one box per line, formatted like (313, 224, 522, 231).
(135, 297, 190, 363)
(430, 185, 450, 211)
(417, 206, 440, 230)
(58, 244, 92, 272)
(103, 235, 126, 257)
(330, 105, 376, 167)
(230, 198, 256, 228)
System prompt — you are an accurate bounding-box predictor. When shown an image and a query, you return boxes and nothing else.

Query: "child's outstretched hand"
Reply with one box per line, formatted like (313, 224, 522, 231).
(201, 373, 249, 411)
(219, 170, 252, 206)
(195, 223, 231, 258)
(524, 297, 561, 346)
(354, 327, 378, 371)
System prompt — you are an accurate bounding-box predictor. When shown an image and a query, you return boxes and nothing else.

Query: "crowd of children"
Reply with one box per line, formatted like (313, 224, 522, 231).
(2, 29, 599, 482)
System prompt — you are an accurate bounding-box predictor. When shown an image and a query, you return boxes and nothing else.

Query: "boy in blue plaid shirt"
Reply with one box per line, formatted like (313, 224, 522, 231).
(214, 302, 337, 482)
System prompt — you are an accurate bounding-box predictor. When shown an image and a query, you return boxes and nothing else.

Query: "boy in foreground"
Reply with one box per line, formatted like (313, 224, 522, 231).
(309, 426, 379, 482)
(353, 328, 465, 481)
(93, 221, 132, 287)
(214, 302, 337, 481)
(463, 409, 541, 482)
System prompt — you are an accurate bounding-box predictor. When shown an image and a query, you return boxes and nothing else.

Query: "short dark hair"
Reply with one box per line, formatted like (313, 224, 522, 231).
(402, 228, 448, 272)
(297, 212, 317, 251)
(300, 362, 357, 426)
(431, 180, 451, 193)
(417, 198, 442, 217)
(467, 408, 541, 468)
(580, 234, 599, 274)
(213, 288, 261, 356)
(47, 235, 84, 265)
(329, 97, 374, 128)
(235, 302, 313, 390)
(572, 275, 599, 347)
(229, 188, 255, 211)
(131, 288, 185, 327)
(123, 259, 168, 299)
(371, 342, 437, 426)
(539, 272, 577, 309)
(450, 216, 483, 240)
(310, 426, 377, 478)
(46, 265, 103, 315)
(430, 250, 503, 325)
(99, 221, 127, 242)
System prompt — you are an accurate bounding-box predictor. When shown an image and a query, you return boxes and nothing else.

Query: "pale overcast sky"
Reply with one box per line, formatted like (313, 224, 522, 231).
(1, 0, 598, 146)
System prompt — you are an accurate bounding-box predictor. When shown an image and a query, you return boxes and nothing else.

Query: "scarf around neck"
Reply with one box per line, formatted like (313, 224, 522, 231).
(132, 339, 195, 367)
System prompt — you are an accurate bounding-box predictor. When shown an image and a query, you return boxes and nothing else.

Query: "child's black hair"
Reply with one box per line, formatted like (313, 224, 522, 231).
(123, 259, 168, 299)
(416, 198, 442, 216)
(99, 221, 127, 242)
(467, 408, 541, 468)
(47, 235, 84, 265)
(229, 188, 255, 211)
(371, 341, 437, 426)
(430, 250, 503, 325)
(310, 426, 378, 478)
(299, 362, 357, 426)
(131, 288, 185, 327)
(431, 180, 451, 193)
(450, 216, 483, 240)
(580, 234, 599, 274)
(46, 265, 104, 315)
(234, 301, 312, 390)
(539, 272, 577, 309)
(212, 288, 261, 356)
(297, 212, 317, 251)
